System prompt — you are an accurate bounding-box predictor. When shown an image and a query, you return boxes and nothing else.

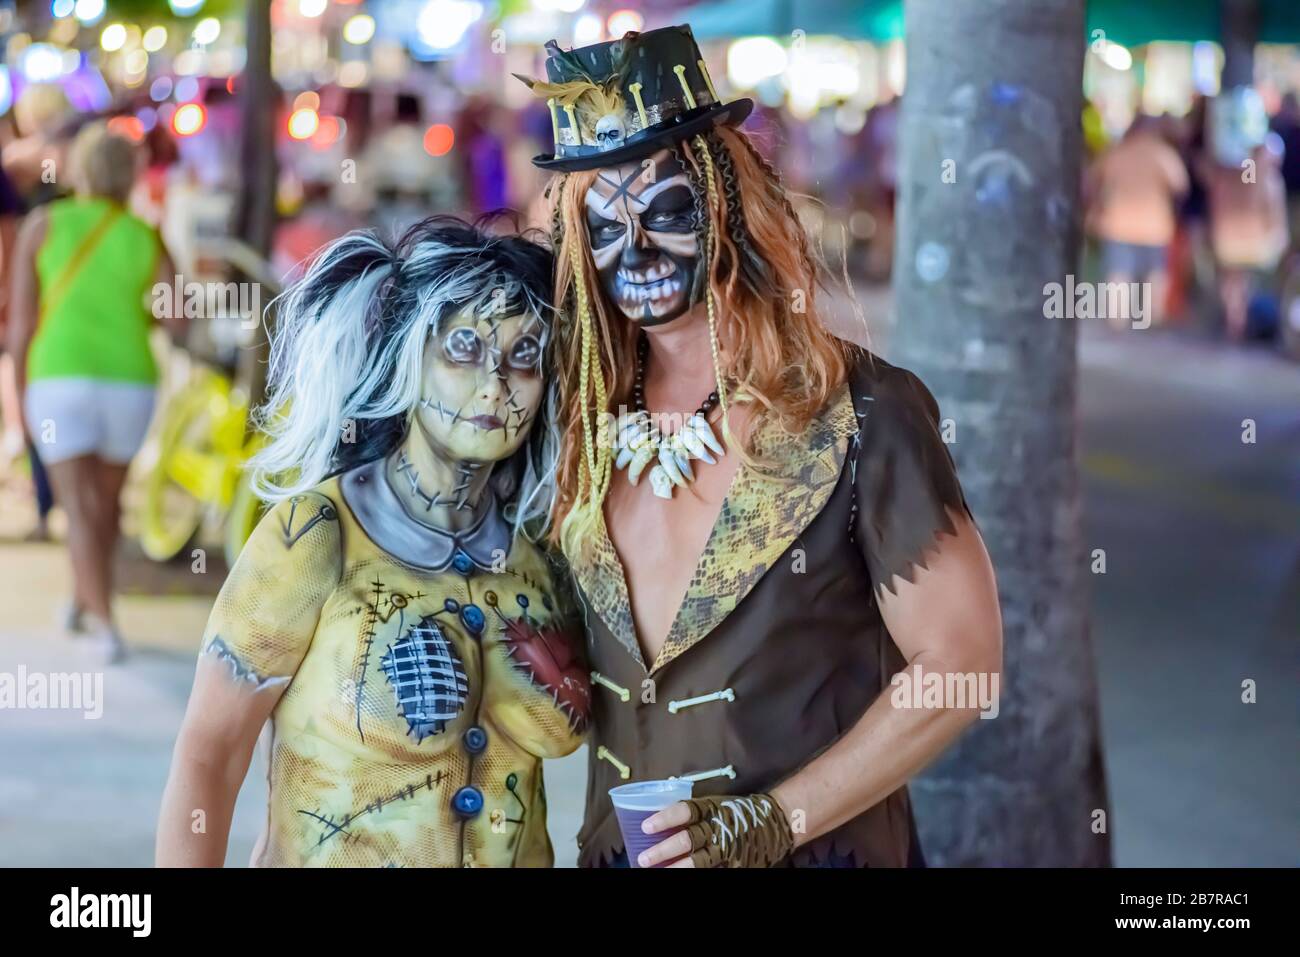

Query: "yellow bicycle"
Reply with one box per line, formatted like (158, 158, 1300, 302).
(137, 362, 267, 566)
(136, 239, 280, 567)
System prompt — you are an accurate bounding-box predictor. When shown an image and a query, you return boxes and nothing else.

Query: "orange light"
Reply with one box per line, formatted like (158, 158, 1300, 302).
(423, 123, 454, 157)
(607, 9, 644, 37)
(107, 115, 145, 143)
(172, 102, 206, 136)
(311, 114, 341, 147)
(292, 90, 320, 112)
(288, 108, 320, 140)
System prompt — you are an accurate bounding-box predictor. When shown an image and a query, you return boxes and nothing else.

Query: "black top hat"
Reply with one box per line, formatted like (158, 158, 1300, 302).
(516, 24, 753, 172)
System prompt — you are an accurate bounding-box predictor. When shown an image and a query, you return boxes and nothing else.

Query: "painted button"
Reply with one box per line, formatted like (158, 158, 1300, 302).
(444, 597, 460, 613)
(463, 726, 488, 755)
(452, 550, 474, 575)
(452, 786, 484, 818)
(461, 604, 485, 635)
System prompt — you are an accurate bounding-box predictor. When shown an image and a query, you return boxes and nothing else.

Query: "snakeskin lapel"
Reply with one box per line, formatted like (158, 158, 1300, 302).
(572, 515, 648, 671)
(651, 383, 858, 673)
(567, 382, 858, 676)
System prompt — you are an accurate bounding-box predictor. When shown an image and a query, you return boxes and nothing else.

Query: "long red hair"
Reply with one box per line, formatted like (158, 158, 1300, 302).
(547, 125, 853, 555)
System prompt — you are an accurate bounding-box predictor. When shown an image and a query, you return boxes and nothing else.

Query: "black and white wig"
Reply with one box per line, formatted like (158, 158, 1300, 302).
(250, 215, 558, 539)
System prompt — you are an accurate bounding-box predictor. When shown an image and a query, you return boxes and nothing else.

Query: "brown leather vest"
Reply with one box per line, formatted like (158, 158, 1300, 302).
(569, 355, 966, 867)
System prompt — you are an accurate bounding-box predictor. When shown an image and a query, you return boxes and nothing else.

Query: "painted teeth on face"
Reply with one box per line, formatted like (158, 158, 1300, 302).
(617, 259, 678, 285)
(618, 277, 682, 308)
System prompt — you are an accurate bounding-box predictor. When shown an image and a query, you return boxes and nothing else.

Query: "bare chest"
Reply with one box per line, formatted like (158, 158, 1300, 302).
(604, 447, 742, 665)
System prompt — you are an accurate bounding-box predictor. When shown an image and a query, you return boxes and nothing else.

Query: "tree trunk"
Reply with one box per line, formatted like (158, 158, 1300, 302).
(890, 0, 1112, 865)
(1219, 0, 1259, 90)
(233, 0, 277, 413)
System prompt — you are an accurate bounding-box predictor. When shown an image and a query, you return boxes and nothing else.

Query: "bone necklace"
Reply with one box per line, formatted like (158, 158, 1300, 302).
(612, 334, 725, 499)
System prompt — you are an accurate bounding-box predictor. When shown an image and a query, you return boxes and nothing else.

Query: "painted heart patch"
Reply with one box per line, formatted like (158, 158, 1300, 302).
(501, 617, 591, 733)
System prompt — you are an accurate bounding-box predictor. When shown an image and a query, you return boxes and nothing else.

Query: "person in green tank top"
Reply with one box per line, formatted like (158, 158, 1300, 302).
(5, 121, 186, 663)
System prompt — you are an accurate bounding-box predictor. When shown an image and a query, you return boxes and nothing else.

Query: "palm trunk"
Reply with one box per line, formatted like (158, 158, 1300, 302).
(233, 0, 277, 413)
(890, 0, 1111, 865)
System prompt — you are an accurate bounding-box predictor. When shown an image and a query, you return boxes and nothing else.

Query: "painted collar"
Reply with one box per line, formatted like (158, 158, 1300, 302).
(338, 457, 512, 573)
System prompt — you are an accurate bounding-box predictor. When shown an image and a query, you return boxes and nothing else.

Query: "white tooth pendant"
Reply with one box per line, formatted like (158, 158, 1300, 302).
(625, 332, 726, 499)
(658, 444, 687, 487)
(649, 464, 674, 499)
(627, 444, 656, 485)
(677, 422, 714, 464)
(687, 413, 724, 456)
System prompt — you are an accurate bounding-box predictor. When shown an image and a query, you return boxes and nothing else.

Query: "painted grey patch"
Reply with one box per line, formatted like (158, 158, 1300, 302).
(380, 617, 469, 742)
(203, 636, 289, 691)
(916, 242, 950, 283)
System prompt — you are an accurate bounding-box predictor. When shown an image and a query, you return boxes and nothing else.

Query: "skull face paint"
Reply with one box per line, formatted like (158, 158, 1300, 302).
(585, 148, 700, 326)
(412, 304, 545, 464)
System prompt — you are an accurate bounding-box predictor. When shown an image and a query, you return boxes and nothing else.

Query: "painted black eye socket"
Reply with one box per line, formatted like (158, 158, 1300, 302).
(644, 210, 693, 231)
(588, 218, 626, 247)
(443, 327, 484, 365)
(507, 335, 542, 371)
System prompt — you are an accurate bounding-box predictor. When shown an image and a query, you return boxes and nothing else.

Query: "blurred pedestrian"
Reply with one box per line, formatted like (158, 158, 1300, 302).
(1270, 93, 1300, 251)
(5, 122, 185, 662)
(1086, 114, 1189, 329)
(1206, 136, 1289, 340)
(1204, 87, 1290, 341)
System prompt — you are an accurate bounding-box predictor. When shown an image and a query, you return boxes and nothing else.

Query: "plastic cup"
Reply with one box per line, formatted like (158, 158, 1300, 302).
(609, 779, 694, 868)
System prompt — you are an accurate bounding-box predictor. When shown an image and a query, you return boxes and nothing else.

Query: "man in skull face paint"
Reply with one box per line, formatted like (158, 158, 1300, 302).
(584, 149, 701, 326)
(524, 26, 1002, 869)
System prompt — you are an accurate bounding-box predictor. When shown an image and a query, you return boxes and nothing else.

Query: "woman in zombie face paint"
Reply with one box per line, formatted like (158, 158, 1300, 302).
(156, 217, 590, 867)
(523, 26, 1003, 868)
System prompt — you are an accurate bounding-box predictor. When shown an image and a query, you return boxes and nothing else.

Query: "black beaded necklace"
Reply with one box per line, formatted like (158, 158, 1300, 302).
(632, 332, 719, 420)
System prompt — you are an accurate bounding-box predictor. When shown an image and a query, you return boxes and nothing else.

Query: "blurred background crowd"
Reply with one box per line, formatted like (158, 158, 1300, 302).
(0, 0, 1295, 867)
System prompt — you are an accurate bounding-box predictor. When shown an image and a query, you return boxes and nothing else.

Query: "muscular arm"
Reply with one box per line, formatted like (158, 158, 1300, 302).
(638, 512, 1002, 867)
(769, 511, 1002, 847)
(155, 649, 289, 866)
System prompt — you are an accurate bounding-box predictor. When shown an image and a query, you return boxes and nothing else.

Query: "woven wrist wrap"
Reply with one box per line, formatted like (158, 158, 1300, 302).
(682, 793, 794, 868)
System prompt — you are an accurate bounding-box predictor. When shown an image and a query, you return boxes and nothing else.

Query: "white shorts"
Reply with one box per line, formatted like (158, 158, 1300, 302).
(24, 378, 156, 466)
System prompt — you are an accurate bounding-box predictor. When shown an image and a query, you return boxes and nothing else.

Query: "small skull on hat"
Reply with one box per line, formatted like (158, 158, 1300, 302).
(595, 113, 626, 151)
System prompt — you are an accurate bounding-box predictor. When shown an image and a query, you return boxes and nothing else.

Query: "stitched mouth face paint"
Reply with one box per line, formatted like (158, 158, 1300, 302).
(414, 305, 545, 464)
(585, 148, 700, 327)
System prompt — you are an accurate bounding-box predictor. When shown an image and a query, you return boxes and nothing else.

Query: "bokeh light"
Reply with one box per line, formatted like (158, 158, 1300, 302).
(193, 17, 221, 45)
(100, 23, 126, 52)
(74, 0, 106, 25)
(143, 26, 168, 53)
(288, 107, 320, 140)
(606, 9, 643, 37)
(172, 101, 206, 136)
(423, 123, 455, 156)
(107, 114, 145, 142)
(343, 14, 375, 45)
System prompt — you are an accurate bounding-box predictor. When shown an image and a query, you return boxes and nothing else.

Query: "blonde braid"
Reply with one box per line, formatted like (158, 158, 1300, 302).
(692, 134, 730, 430)
(561, 233, 612, 555)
